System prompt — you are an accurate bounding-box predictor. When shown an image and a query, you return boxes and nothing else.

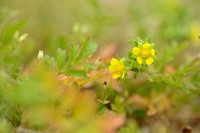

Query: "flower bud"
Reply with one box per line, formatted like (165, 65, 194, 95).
(96, 57, 102, 66)
(38, 50, 44, 59)
(19, 33, 28, 43)
(103, 81, 107, 89)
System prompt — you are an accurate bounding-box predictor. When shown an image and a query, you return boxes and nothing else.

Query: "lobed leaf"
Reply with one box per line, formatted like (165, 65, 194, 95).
(56, 48, 67, 70)
(65, 70, 88, 79)
(76, 37, 97, 61)
(148, 74, 190, 93)
(77, 62, 97, 69)
(67, 43, 79, 68)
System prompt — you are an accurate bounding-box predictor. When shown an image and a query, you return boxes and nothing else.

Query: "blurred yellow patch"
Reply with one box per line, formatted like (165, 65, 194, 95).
(133, 43, 155, 65)
(190, 21, 200, 45)
(133, 47, 140, 55)
(109, 58, 126, 79)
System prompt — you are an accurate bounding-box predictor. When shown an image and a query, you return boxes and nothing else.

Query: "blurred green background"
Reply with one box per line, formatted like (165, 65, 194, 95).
(1, 0, 199, 58)
(0, 0, 200, 132)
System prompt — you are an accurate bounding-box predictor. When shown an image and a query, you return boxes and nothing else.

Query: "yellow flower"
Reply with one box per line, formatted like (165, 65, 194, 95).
(143, 43, 150, 49)
(146, 57, 153, 65)
(151, 49, 155, 56)
(109, 58, 126, 79)
(137, 57, 143, 64)
(132, 47, 140, 55)
(132, 43, 155, 65)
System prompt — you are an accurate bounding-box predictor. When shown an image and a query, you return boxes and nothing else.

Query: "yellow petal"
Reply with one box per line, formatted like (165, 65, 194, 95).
(132, 47, 141, 55)
(110, 58, 119, 65)
(112, 73, 121, 79)
(141, 49, 150, 58)
(109, 65, 115, 72)
(151, 49, 155, 56)
(146, 57, 154, 65)
(121, 71, 125, 79)
(143, 43, 150, 49)
(137, 57, 143, 64)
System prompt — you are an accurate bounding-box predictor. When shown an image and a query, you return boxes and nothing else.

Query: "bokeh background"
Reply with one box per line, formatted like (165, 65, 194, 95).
(0, 0, 200, 133)
(1, 0, 200, 58)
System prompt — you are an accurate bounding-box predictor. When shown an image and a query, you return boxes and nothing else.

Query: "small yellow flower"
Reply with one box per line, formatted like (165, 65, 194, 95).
(151, 49, 155, 56)
(137, 57, 143, 64)
(133, 47, 141, 55)
(132, 43, 155, 65)
(143, 43, 150, 49)
(146, 57, 153, 65)
(109, 58, 126, 79)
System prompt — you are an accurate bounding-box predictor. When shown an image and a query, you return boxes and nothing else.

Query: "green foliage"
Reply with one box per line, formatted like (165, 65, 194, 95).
(67, 43, 79, 68)
(157, 42, 188, 70)
(76, 37, 97, 61)
(65, 70, 88, 79)
(44, 55, 57, 68)
(56, 48, 67, 70)
(78, 62, 97, 69)
(0, 1, 200, 132)
(39, 37, 98, 79)
(128, 38, 144, 47)
(148, 74, 190, 93)
(118, 120, 142, 133)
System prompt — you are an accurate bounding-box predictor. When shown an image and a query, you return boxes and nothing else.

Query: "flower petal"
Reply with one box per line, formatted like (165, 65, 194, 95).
(121, 71, 125, 79)
(109, 65, 116, 72)
(151, 49, 155, 56)
(112, 73, 121, 79)
(146, 57, 154, 65)
(133, 47, 141, 55)
(137, 57, 143, 64)
(143, 43, 150, 49)
(111, 58, 119, 65)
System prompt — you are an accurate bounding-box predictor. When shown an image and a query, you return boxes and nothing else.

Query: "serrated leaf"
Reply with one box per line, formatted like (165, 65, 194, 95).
(128, 51, 134, 60)
(44, 55, 57, 67)
(176, 81, 190, 93)
(56, 48, 66, 70)
(128, 38, 144, 47)
(128, 40, 135, 47)
(76, 37, 97, 61)
(67, 43, 79, 68)
(148, 74, 190, 93)
(65, 70, 88, 79)
(158, 42, 188, 69)
(77, 62, 97, 69)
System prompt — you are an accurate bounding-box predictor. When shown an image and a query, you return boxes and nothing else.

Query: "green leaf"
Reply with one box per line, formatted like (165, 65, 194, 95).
(44, 55, 57, 67)
(176, 81, 190, 93)
(118, 120, 142, 133)
(76, 37, 97, 61)
(128, 38, 144, 47)
(67, 43, 79, 68)
(1, 19, 26, 45)
(158, 42, 188, 69)
(148, 74, 190, 93)
(77, 62, 97, 69)
(133, 72, 138, 79)
(128, 51, 134, 60)
(65, 70, 88, 79)
(56, 48, 66, 70)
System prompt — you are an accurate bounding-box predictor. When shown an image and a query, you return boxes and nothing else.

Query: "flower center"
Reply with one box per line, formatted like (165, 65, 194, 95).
(141, 49, 150, 58)
(112, 63, 123, 72)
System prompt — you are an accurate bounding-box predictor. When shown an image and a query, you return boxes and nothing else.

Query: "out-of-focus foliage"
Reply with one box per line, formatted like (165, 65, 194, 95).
(0, 0, 200, 133)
